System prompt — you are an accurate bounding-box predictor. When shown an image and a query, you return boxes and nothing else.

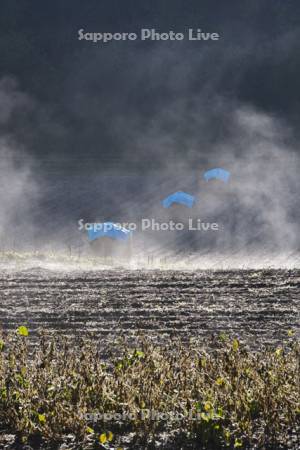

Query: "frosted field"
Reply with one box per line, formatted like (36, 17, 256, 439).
(1, 268, 299, 347)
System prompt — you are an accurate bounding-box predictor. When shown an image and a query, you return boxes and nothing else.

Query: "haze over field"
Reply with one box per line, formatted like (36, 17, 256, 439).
(0, 1, 299, 267)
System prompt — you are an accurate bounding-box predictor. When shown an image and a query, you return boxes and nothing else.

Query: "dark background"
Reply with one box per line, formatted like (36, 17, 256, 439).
(0, 0, 299, 254)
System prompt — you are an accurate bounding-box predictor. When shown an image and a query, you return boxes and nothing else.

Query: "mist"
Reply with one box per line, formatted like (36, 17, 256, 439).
(0, 75, 299, 268)
(0, 33, 299, 269)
